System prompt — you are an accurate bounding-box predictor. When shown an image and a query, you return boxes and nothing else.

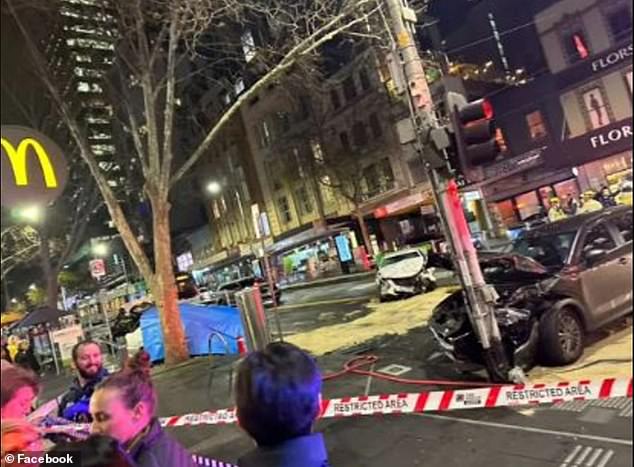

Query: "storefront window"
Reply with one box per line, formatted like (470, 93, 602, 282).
(526, 111, 548, 140)
(539, 186, 557, 209)
(515, 191, 543, 221)
(554, 179, 581, 205)
(496, 199, 518, 226)
(582, 88, 611, 129)
(579, 153, 633, 191)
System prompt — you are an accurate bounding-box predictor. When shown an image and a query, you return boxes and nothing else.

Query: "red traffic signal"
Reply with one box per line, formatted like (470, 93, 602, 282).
(455, 98, 500, 168)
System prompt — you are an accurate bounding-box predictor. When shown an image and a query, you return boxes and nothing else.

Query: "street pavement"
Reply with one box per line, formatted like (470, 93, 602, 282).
(150, 327, 633, 467)
(38, 277, 632, 466)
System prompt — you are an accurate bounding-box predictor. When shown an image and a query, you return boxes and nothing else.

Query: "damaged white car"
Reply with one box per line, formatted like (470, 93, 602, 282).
(377, 249, 437, 302)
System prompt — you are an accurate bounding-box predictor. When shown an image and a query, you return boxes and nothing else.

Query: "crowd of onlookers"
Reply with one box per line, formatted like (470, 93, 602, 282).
(1, 339, 330, 467)
(547, 184, 631, 223)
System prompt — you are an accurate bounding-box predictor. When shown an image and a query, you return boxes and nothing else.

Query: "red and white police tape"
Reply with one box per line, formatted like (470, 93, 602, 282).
(192, 454, 236, 467)
(47, 377, 632, 433)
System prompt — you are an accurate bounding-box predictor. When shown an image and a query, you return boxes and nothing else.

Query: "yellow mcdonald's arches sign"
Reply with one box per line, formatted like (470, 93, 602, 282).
(1, 126, 68, 208)
(1, 137, 59, 188)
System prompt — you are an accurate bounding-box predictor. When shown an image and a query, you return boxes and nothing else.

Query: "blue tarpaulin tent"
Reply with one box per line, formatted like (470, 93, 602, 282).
(140, 303, 244, 362)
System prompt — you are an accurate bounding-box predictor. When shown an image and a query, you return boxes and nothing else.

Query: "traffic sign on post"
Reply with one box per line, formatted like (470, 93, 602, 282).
(90, 259, 106, 279)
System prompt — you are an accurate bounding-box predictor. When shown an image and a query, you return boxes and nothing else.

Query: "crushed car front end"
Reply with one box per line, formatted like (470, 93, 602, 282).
(429, 253, 559, 370)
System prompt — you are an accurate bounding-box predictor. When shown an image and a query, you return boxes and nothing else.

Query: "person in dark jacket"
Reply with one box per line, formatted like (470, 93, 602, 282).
(235, 342, 330, 467)
(597, 186, 617, 208)
(89, 350, 195, 467)
(58, 341, 109, 422)
(14, 340, 40, 374)
(44, 434, 135, 467)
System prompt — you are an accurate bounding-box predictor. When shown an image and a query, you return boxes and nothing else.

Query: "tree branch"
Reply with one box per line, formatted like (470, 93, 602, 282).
(171, 1, 380, 186)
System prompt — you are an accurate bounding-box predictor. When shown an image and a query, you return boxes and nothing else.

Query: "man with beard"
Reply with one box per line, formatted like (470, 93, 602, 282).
(57, 341, 109, 422)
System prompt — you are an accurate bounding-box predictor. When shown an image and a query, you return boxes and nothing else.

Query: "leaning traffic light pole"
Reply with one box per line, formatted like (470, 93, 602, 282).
(385, 0, 516, 382)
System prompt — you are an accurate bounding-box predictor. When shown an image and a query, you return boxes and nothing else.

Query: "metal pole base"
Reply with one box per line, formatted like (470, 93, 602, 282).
(483, 340, 512, 383)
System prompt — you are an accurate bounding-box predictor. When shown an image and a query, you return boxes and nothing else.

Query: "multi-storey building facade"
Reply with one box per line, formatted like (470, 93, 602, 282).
(50, 0, 121, 187)
(536, 0, 632, 188)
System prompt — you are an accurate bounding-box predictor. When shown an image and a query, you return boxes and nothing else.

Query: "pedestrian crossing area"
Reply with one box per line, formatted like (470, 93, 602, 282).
(559, 445, 615, 467)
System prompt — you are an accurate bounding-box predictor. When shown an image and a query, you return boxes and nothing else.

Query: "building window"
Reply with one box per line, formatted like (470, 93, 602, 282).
(582, 88, 612, 129)
(256, 120, 272, 148)
(495, 128, 509, 153)
(352, 122, 368, 147)
(526, 111, 549, 140)
(311, 139, 325, 163)
(241, 29, 256, 63)
(339, 131, 351, 152)
(343, 77, 357, 102)
(369, 114, 383, 139)
(277, 196, 292, 224)
(605, 6, 632, 43)
(295, 186, 313, 215)
(378, 158, 395, 191)
(359, 67, 372, 91)
(562, 29, 590, 64)
(331, 90, 341, 110)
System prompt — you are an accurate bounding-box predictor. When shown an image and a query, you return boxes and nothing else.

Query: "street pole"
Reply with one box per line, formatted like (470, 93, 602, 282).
(385, 0, 513, 381)
(260, 232, 284, 342)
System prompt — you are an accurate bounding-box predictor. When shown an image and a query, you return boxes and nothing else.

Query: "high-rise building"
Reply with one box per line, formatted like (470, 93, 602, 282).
(46, 0, 122, 188)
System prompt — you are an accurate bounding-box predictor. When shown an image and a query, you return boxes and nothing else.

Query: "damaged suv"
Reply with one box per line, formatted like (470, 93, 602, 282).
(430, 207, 633, 370)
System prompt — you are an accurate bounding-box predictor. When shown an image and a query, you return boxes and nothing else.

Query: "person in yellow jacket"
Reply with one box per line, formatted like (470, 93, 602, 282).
(548, 197, 567, 222)
(578, 191, 604, 214)
(6, 336, 19, 362)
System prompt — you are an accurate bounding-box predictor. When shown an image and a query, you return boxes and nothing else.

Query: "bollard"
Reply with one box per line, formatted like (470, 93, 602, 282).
(235, 287, 271, 352)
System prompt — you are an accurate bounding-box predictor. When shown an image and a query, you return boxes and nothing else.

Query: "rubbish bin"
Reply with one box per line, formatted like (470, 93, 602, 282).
(235, 286, 271, 352)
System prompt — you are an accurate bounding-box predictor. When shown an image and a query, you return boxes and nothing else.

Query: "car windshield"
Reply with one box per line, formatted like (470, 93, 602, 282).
(382, 252, 421, 267)
(508, 232, 576, 269)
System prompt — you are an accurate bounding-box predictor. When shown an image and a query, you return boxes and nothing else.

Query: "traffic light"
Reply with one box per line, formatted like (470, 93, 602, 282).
(451, 97, 501, 169)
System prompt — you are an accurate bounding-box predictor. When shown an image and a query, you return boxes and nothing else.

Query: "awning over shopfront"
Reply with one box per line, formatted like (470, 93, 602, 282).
(373, 190, 434, 219)
(14, 306, 75, 329)
(266, 223, 349, 256)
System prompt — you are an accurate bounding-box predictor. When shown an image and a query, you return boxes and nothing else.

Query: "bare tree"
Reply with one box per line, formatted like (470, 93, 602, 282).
(5, 0, 383, 363)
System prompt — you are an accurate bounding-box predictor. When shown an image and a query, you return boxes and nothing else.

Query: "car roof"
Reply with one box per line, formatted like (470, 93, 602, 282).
(525, 206, 630, 236)
(384, 249, 421, 259)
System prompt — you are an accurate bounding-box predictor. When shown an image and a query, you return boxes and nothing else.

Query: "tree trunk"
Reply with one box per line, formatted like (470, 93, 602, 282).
(151, 197, 189, 364)
(311, 176, 328, 231)
(354, 206, 374, 257)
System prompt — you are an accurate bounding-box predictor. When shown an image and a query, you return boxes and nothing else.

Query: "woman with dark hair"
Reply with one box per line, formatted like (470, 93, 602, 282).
(89, 351, 195, 467)
(44, 435, 135, 467)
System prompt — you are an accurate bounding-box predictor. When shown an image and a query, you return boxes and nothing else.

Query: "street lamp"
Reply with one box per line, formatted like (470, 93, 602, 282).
(92, 243, 109, 257)
(207, 181, 222, 195)
(16, 205, 43, 223)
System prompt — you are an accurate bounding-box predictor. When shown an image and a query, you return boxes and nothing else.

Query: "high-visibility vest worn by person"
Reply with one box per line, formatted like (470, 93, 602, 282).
(548, 207, 567, 222)
(579, 199, 604, 214)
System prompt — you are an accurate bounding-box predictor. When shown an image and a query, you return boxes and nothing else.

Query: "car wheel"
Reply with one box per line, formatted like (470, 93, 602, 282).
(539, 306, 585, 366)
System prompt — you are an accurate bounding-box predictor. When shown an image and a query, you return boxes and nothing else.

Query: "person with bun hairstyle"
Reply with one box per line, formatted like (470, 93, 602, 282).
(89, 350, 195, 467)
